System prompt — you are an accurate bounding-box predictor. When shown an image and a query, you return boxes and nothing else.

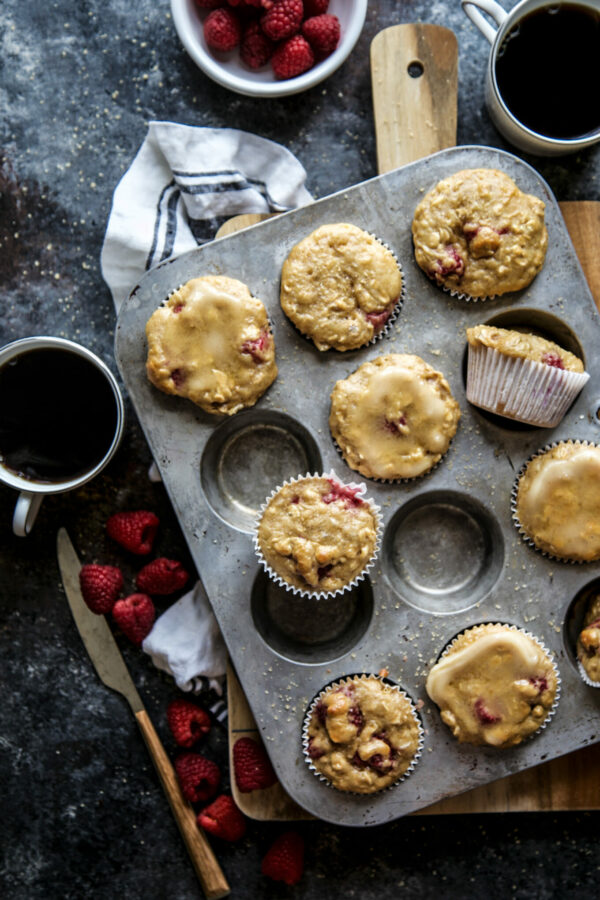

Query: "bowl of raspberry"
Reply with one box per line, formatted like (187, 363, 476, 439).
(170, 0, 368, 97)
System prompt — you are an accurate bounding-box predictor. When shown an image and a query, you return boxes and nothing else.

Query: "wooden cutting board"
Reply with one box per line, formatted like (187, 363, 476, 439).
(222, 24, 600, 819)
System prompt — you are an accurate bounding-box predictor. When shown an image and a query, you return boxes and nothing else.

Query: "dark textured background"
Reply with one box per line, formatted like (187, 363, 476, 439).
(1, 1, 599, 897)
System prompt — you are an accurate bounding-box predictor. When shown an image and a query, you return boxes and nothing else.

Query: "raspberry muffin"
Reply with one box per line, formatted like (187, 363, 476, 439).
(466, 324, 589, 427)
(145, 275, 277, 415)
(280, 223, 403, 351)
(513, 441, 600, 562)
(304, 675, 422, 793)
(577, 593, 600, 685)
(412, 169, 548, 299)
(255, 474, 379, 596)
(426, 624, 559, 748)
(329, 353, 460, 480)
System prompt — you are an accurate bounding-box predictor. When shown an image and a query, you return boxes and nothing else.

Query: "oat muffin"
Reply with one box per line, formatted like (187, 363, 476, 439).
(304, 676, 421, 793)
(466, 325, 589, 427)
(426, 624, 558, 748)
(412, 169, 548, 298)
(514, 441, 600, 562)
(329, 354, 460, 480)
(145, 275, 277, 415)
(577, 593, 600, 684)
(280, 223, 403, 351)
(256, 475, 378, 595)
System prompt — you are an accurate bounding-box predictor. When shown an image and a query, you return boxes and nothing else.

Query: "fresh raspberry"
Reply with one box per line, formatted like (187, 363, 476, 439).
(233, 736, 277, 792)
(204, 8, 242, 52)
(167, 698, 211, 747)
(79, 564, 123, 615)
(197, 795, 246, 841)
(106, 510, 159, 555)
(136, 558, 190, 595)
(541, 352, 565, 369)
(175, 752, 220, 804)
(228, 0, 266, 7)
(112, 593, 155, 645)
(194, 0, 223, 8)
(302, 14, 340, 57)
(240, 21, 275, 69)
(474, 698, 501, 725)
(261, 831, 304, 885)
(304, 0, 328, 14)
(261, 0, 304, 41)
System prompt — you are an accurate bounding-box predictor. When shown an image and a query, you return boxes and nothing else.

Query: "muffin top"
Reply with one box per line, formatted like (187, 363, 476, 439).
(256, 476, 378, 594)
(329, 354, 460, 480)
(280, 223, 403, 351)
(515, 442, 600, 562)
(426, 624, 558, 748)
(305, 676, 421, 793)
(467, 325, 584, 372)
(145, 275, 277, 416)
(412, 169, 548, 298)
(577, 593, 600, 684)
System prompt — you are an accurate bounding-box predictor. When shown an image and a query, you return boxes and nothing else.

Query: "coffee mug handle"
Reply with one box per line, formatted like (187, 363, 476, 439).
(461, 0, 507, 44)
(13, 491, 44, 536)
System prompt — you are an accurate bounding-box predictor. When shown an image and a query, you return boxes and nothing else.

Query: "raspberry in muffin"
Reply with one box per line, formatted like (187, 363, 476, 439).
(329, 353, 460, 480)
(145, 275, 277, 416)
(304, 675, 422, 793)
(280, 223, 403, 351)
(412, 169, 548, 298)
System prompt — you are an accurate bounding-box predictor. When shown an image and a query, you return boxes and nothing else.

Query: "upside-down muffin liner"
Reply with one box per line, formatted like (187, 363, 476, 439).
(254, 471, 381, 599)
(511, 440, 599, 564)
(430, 623, 561, 745)
(301, 673, 424, 794)
(466, 344, 589, 427)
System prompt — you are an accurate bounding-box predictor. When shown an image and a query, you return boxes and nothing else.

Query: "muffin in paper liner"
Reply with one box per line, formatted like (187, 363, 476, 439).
(511, 440, 600, 564)
(301, 674, 424, 794)
(576, 591, 600, 688)
(254, 472, 381, 599)
(329, 353, 461, 482)
(466, 344, 589, 428)
(280, 223, 405, 352)
(426, 623, 561, 748)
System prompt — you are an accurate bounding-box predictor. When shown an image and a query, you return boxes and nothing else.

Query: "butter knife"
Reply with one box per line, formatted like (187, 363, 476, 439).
(57, 528, 230, 899)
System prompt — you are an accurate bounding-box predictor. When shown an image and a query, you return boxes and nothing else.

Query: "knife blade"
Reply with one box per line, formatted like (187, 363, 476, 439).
(57, 528, 230, 900)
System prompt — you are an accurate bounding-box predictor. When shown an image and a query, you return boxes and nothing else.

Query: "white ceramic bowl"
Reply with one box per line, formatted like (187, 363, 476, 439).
(170, 0, 368, 98)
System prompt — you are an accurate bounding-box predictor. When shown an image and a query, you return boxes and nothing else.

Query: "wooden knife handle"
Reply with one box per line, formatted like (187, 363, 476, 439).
(135, 709, 230, 899)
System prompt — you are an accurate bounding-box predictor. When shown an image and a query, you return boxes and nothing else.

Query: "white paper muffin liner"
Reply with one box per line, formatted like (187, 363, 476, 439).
(254, 471, 382, 599)
(466, 344, 589, 427)
(301, 673, 424, 794)
(511, 440, 599, 564)
(432, 623, 561, 744)
(576, 660, 600, 688)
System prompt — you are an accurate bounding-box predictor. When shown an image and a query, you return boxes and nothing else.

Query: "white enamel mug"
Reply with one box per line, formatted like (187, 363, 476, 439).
(0, 336, 125, 536)
(462, 0, 600, 155)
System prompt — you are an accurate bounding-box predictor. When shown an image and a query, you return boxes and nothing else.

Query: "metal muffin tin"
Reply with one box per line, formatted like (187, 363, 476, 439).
(115, 146, 600, 826)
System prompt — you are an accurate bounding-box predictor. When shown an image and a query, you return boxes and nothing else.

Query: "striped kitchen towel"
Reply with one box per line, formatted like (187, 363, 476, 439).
(101, 120, 313, 309)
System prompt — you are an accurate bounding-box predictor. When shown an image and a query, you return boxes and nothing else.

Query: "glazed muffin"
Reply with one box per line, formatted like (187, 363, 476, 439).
(426, 624, 559, 748)
(514, 441, 600, 562)
(329, 354, 460, 480)
(255, 474, 379, 595)
(412, 169, 548, 298)
(304, 676, 422, 793)
(146, 275, 277, 415)
(577, 593, 600, 685)
(466, 324, 589, 427)
(280, 223, 403, 351)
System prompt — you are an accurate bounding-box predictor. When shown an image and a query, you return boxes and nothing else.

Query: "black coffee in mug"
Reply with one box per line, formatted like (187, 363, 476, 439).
(495, 3, 600, 139)
(0, 348, 119, 483)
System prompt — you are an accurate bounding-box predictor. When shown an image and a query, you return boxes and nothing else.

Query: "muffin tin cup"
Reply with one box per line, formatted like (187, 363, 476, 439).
(466, 344, 590, 427)
(253, 471, 382, 600)
(433, 623, 561, 744)
(302, 673, 424, 795)
(511, 440, 600, 564)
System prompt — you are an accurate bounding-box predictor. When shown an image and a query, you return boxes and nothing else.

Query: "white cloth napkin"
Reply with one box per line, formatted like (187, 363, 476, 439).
(101, 121, 312, 694)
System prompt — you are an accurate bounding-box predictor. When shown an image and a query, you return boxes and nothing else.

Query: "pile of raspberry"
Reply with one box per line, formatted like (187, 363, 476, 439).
(197, 0, 341, 80)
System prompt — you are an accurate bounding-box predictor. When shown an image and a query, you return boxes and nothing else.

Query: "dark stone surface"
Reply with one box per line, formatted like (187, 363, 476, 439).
(1, 1, 599, 898)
